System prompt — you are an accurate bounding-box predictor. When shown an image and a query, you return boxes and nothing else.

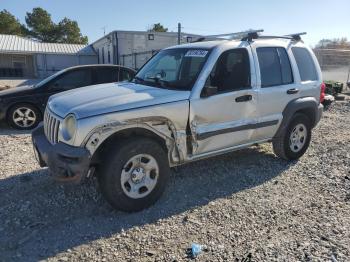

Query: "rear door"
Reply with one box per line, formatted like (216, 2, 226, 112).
(250, 44, 298, 141)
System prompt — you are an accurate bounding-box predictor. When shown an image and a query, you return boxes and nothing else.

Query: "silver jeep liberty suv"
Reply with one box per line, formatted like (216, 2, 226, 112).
(32, 30, 324, 212)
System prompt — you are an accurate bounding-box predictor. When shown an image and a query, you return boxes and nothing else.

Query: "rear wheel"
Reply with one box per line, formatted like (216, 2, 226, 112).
(273, 113, 312, 160)
(7, 104, 41, 130)
(98, 137, 170, 212)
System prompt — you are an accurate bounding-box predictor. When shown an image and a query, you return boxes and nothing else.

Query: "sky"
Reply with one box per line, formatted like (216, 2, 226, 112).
(1, 0, 349, 46)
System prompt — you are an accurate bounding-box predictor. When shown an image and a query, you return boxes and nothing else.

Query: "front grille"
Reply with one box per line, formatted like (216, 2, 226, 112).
(44, 109, 61, 144)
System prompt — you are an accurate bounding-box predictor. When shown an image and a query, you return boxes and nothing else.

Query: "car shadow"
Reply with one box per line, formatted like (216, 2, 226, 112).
(0, 145, 295, 261)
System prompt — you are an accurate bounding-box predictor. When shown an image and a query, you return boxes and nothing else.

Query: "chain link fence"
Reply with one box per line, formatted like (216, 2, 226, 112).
(120, 50, 159, 70)
(314, 48, 350, 92)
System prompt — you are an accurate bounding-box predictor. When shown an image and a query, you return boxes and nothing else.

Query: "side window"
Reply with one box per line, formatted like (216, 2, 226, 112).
(207, 48, 251, 93)
(292, 47, 318, 81)
(49, 69, 92, 90)
(257, 47, 293, 87)
(119, 69, 134, 81)
(95, 67, 118, 84)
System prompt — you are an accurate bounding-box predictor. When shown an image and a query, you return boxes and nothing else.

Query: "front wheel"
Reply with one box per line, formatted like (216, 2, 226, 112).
(273, 113, 312, 160)
(98, 137, 170, 212)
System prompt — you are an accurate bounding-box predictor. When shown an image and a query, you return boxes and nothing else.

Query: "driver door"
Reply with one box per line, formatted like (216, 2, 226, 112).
(189, 48, 258, 155)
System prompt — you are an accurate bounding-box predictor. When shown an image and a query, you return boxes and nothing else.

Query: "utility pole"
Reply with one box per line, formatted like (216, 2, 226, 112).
(177, 22, 181, 45)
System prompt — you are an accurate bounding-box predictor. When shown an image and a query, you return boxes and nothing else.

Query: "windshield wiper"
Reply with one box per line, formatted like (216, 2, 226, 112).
(133, 76, 145, 83)
(146, 76, 171, 88)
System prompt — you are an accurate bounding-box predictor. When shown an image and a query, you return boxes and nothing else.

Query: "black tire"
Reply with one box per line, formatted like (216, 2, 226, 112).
(98, 137, 170, 212)
(7, 103, 41, 130)
(272, 113, 312, 160)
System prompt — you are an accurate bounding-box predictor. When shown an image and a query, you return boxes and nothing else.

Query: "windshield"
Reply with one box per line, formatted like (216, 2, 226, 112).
(33, 69, 66, 88)
(134, 48, 210, 91)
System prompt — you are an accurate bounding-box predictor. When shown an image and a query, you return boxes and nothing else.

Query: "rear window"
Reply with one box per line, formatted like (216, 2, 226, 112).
(257, 47, 293, 87)
(291, 47, 318, 81)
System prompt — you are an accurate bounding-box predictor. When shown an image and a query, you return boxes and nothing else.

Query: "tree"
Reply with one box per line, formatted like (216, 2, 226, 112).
(57, 18, 88, 44)
(148, 23, 168, 32)
(25, 7, 56, 41)
(316, 38, 350, 49)
(0, 9, 27, 36)
(24, 7, 88, 44)
(1, 7, 88, 44)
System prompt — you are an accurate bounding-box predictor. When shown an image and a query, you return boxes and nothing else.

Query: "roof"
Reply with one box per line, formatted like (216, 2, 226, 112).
(0, 34, 96, 55)
(167, 40, 226, 49)
(168, 37, 299, 50)
(92, 30, 202, 45)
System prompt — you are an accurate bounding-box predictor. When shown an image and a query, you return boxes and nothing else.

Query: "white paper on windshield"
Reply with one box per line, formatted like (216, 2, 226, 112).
(185, 50, 208, 57)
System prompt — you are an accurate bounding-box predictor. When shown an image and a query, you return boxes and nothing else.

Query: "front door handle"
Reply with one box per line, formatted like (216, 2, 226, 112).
(287, 88, 299, 94)
(235, 95, 252, 102)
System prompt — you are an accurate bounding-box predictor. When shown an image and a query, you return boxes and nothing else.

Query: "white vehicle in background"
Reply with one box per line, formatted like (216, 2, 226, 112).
(32, 30, 324, 212)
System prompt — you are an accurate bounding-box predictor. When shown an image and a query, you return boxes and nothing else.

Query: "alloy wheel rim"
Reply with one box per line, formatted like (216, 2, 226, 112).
(289, 123, 307, 152)
(120, 154, 159, 199)
(13, 107, 36, 128)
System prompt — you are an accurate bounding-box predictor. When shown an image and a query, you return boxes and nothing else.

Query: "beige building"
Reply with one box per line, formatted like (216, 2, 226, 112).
(92, 30, 201, 70)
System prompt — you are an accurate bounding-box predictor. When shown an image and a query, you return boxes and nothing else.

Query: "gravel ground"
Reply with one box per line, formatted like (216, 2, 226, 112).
(0, 99, 350, 262)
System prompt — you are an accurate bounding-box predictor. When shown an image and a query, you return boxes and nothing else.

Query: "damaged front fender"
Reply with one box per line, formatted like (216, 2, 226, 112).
(83, 117, 188, 166)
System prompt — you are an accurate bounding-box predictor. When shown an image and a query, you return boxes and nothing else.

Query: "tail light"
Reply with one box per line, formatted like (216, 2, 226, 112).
(320, 82, 326, 103)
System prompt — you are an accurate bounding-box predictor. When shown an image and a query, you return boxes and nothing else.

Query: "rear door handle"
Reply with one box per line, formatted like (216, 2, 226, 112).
(287, 88, 299, 94)
(235, 94, 252, 102)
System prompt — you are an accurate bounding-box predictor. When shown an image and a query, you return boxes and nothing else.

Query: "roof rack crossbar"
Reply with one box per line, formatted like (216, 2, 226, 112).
(285, 32, 307, 41)
(244, 32, 307, 42)
(195, 30, 306, 42)
(197, 29, 264, 42)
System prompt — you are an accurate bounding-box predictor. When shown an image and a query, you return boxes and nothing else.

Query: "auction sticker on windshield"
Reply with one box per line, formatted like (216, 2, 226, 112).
(185, 50, 208, 57)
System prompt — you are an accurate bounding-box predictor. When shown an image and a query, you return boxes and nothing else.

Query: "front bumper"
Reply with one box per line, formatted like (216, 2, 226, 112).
(32, 124, 91, 183)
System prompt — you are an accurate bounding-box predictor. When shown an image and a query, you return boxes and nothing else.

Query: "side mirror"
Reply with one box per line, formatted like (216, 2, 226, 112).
(201, 85, 218, 98)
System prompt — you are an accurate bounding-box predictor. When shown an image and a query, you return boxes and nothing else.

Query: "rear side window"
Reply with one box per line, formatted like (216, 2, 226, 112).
(292, 47, 318, 81)
(257, 47, 293, 87)
(119, 68, 134, 81)
(94, 67, 118, 84)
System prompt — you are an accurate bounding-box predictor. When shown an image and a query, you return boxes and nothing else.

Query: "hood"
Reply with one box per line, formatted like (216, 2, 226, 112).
(48, 82, 190, 119)
(0, 85, 34, 98)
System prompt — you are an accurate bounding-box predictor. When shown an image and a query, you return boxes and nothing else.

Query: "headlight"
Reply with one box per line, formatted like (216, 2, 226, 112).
(61, 114, 77, 141)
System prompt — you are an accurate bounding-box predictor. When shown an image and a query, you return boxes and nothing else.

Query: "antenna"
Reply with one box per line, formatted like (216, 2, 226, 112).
(101, 26, 107, 36)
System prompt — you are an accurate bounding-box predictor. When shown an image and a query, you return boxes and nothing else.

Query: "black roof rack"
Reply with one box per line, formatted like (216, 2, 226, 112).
(241, 32, 307, 42)
(195, 30, 306, 42)
(196, 29, 264, 42)
(285, 32, 307, 41)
